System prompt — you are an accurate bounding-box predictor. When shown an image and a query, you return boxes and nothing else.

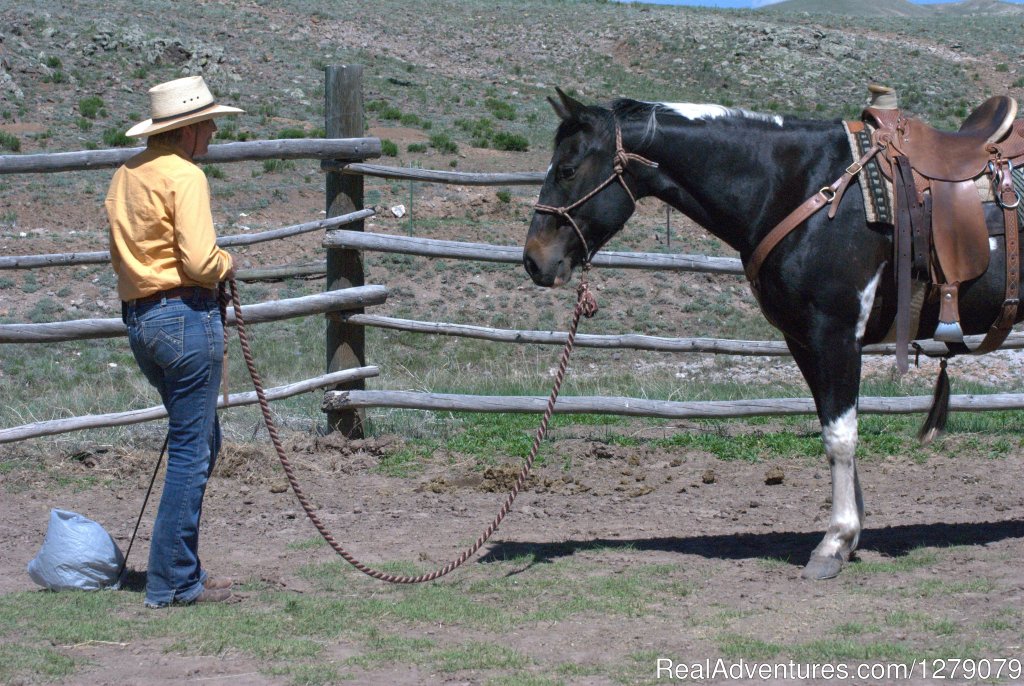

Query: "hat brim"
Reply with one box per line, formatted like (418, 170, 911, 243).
(126, 104, 245, 138)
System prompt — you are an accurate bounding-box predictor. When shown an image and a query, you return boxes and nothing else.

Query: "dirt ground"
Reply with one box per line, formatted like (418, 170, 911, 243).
(1, 429, 1022, 685)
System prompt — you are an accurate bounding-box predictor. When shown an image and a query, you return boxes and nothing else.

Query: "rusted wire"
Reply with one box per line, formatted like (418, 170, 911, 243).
(225, 273, 597, 584)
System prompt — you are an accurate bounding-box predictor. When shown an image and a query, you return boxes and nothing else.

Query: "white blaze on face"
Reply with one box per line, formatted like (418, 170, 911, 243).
(657, 102, 784, 127)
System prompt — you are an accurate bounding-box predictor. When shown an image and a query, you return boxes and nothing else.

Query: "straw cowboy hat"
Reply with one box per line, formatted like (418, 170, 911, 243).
(126, 75, 243, 138)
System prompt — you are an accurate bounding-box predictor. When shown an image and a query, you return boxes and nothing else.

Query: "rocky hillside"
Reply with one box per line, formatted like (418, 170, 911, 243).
(2, 0, 1024, 162)
(764, 0, 1024, 16)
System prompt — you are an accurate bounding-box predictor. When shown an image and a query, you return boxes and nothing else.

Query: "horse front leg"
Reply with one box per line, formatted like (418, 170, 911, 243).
(785, 334, 865, 580)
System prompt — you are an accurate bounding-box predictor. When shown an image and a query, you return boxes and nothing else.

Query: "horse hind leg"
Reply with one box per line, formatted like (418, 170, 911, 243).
(785, 335, 865, 580)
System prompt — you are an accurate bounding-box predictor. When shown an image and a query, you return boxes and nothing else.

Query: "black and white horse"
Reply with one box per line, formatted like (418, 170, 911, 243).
(523, 89, 1020, 579)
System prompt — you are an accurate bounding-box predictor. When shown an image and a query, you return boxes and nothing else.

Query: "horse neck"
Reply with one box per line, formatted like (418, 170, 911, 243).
(621, 115, 848, 257)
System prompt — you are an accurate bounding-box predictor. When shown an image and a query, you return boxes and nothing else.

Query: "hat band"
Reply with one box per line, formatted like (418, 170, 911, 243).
(151, 101, 216, 124)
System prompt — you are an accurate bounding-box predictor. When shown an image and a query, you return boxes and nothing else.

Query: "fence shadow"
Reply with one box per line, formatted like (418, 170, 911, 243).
(478, 519, 1024, 572)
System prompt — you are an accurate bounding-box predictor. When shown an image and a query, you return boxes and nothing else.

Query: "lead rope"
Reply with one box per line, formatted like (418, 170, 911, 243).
(221, 273, 597, 584)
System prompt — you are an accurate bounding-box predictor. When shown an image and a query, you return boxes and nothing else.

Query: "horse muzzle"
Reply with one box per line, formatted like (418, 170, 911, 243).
(523, 236, 575, 287)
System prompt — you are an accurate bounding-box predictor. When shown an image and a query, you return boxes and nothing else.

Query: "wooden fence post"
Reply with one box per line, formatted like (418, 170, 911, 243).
(324, 64, 366, 437)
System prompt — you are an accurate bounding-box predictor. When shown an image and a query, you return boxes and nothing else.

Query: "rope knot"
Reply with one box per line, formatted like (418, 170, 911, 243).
(577, 281, 599, 319)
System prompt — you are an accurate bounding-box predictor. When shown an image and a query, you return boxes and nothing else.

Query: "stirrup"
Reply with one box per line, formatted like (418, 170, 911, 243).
(933, 320, 964, 343)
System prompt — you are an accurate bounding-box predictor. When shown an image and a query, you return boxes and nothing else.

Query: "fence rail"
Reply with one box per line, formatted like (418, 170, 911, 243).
(341, 162, 545, 186)
(323, 389, 1024, 419)
(1, 366, 379, 444)
(0, 209, 375, 270)
(324, 230, 745, 274)
(0, 286, 387, 344)
(337, 312, 1024, 357)
(0, 138, 381, 174)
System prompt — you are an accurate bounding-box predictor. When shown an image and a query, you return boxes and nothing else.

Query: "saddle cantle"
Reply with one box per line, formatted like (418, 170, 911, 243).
(887, 96, 1017, 182)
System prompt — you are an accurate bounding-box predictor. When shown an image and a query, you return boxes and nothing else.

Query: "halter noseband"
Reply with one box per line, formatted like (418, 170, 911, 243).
(534, 123, 658, 267)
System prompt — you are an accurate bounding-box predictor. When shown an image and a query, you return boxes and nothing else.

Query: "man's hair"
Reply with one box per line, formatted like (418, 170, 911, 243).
(147, 125, 189, 148)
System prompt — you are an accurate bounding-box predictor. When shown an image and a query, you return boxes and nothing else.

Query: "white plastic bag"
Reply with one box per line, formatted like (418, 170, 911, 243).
(27, 509, 124, 591)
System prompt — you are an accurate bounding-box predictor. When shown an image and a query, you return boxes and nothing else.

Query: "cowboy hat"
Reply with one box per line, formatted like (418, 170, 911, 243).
(125, 75, 244, 138)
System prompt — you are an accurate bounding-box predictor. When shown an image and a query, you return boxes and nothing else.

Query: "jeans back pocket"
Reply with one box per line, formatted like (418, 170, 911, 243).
(141, 316, 185, 369)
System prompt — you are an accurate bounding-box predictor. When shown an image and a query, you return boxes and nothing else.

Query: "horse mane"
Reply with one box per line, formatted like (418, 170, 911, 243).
(553, 96, 837, 148)
(611, 98, 838, 140)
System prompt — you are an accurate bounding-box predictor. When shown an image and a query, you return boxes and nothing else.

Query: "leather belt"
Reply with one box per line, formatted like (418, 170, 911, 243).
(131, 286, 218, 305)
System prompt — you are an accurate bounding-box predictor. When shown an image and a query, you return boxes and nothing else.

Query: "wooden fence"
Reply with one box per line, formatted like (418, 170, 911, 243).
(3, 65, 1024, 447)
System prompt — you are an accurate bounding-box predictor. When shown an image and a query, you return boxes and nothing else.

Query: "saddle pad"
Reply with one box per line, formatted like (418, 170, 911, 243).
(844, 122, 996, 225)
(845, 121, 892, 224)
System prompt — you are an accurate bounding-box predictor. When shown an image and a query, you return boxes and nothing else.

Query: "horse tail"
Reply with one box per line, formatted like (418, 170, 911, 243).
(918, 358, 950, 445)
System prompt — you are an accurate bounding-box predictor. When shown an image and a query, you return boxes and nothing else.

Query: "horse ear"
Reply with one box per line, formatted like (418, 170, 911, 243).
(549, 87, 587, 122)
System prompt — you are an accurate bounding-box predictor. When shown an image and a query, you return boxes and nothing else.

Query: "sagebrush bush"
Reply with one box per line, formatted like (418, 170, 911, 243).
(79, 96, 105, 119)
(0, 131, 20, 152)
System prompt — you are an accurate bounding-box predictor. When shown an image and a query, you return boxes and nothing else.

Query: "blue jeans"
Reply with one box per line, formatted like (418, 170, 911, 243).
(122, 289, 223, 606)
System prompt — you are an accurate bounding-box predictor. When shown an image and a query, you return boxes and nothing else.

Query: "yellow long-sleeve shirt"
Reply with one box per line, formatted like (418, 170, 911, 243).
(106, 142, 232, 301)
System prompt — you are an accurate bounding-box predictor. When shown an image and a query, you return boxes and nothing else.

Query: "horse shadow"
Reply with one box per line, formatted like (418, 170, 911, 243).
(477, 519, 1024, 573)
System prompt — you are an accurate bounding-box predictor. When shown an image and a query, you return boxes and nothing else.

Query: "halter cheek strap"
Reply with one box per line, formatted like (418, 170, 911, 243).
(534, 124, 658, 266)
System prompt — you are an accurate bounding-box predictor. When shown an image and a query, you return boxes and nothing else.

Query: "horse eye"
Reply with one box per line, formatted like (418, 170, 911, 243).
(558, 165, 576, 181)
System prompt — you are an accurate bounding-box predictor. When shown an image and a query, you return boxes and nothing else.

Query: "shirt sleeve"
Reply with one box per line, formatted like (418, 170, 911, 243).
(171, 168, 232, 285)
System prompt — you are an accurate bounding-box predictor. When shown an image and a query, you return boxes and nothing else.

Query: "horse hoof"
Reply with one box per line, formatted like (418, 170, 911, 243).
(801, 554, 844, 580)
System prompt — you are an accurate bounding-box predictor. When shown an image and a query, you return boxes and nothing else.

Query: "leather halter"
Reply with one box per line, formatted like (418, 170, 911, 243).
(534, 124, 658, 266)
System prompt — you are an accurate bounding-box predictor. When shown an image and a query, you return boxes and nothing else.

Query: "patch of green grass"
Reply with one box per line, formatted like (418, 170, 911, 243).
(102, 127, 134, 147)
(0, 590, 137, 646)
(848, 547, 938, 575)
(286, 536, 328, 551)
(485, 97, 517, 121)
(203, 164, 226, 180)
(276, 127, 308, 139)
(346, 629, 435, 668)
(380, 138, 398, 156)
(493, 131, 529, 151)
(913, 578, 996, 598)
(717, 633, 783, 660)
(78, 95, 105, 119)
(652, 428, 820, 462)
(262, 158, 297, 173)
(0, 644, 76, 683)
(487, 674, 563, 686)
(0, 130, 20, 152)
(266, 662, 343, 686)
(429, 132, 458, 154)
(21, 272, 41, 294)
(158, 601, 326, 659)
(434, 642, 530, 673)
(833, 621, 878, 637)
(792, 639, 918, 663)
(376, 442, 434, 476)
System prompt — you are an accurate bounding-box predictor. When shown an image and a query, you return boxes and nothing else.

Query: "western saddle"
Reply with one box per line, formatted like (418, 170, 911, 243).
(859, 85, 1024, 372)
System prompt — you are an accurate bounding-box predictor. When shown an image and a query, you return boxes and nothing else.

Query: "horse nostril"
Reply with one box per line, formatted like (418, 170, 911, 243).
(524, 254, 539, 278)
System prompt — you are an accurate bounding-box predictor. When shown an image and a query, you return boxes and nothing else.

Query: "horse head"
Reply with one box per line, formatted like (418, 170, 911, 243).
(524, 89, 644, 287)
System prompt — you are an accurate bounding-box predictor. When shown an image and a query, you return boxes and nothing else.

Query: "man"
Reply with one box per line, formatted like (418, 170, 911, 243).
(106, 75, 242, 608)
